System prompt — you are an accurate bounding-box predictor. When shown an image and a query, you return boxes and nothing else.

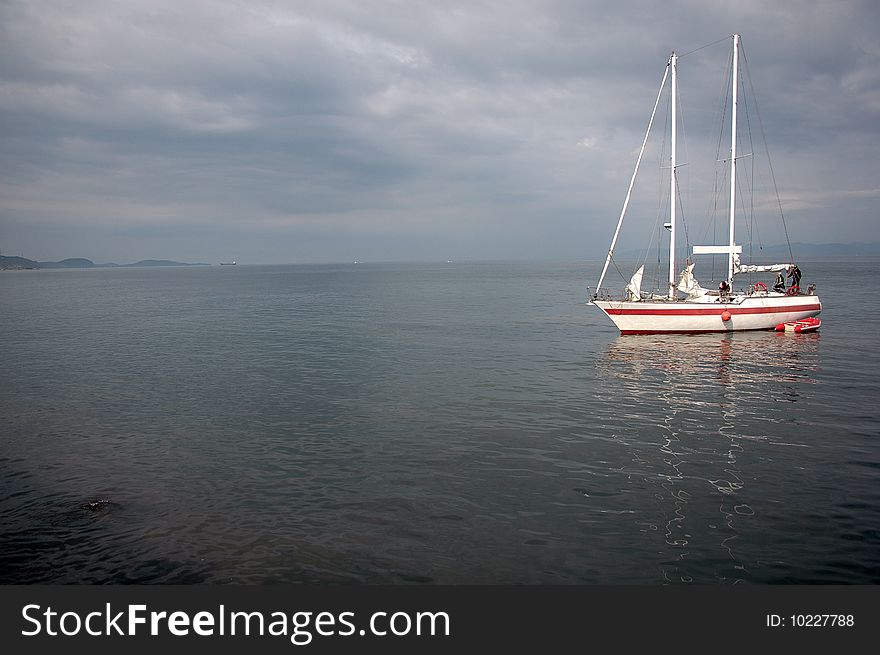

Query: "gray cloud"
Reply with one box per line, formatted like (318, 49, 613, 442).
(1, 0, 878, 263)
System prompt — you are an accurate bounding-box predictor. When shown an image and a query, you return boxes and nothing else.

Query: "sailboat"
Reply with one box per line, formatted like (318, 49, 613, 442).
(590, 34, 821, 335)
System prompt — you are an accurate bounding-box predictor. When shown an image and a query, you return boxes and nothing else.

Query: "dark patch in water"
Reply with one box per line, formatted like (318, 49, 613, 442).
(82, 499, 114, 513)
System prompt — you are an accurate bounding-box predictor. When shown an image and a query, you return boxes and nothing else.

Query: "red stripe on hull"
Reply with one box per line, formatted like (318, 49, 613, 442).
(605, 303, 819, 316)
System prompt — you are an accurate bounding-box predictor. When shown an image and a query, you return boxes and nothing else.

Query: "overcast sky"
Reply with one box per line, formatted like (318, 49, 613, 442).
(1, 0, 878, 264)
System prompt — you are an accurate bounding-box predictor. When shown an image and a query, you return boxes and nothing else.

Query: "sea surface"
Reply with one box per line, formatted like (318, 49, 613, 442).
(1, 259, 878, 584)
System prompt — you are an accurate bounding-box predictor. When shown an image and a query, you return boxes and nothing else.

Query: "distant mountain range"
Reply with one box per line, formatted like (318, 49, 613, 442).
(0, 255, 210, 270)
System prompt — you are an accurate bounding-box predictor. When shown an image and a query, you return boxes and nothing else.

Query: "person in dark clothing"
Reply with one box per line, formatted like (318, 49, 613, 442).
(787, 264, 802, 289)
(718, 280, 730, 299)
(773, 272, 786, 293)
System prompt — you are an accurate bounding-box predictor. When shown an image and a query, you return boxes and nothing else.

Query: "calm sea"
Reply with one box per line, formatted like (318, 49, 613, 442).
(1, 259, 878, 584)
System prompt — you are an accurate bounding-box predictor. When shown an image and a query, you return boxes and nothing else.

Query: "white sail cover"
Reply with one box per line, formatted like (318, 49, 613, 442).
(677, 262, 707, 298)
(625, 265, 644, 300)
(732, 254, 792, 274)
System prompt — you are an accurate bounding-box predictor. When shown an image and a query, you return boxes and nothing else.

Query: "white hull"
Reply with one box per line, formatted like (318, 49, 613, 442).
(593, 293, 821, 334)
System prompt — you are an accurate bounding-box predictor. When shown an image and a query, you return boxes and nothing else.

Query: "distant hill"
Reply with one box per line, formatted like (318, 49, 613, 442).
(38, 257, 100, 269)
(122, 259, 208, 267)
(0, 255, 40, 269)
(0, 255, 209, 270)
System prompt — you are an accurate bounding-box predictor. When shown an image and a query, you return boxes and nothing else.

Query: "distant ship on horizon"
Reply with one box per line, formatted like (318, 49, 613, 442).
(220, 260, 237, 266)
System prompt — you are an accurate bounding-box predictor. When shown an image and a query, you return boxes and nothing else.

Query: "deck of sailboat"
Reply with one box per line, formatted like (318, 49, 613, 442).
(594, 289, 816, 305)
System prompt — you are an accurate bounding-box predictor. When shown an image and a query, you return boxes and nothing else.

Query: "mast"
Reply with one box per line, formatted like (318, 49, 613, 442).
(691, 35, 743, 276)
(727, 34, 740, 282)
(668, 51, 677, 299)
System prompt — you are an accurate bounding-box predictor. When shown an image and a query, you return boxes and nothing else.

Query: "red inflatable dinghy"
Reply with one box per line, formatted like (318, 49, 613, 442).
(775, 317, 821, 333)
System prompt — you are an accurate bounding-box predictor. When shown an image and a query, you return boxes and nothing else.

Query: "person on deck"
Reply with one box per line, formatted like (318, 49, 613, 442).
(718, 280, 730, 299)
(773, 272, 786, 293)
(787, 264, 802, 290)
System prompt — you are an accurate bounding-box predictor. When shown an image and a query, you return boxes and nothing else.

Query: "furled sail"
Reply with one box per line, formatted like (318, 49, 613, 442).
(734, 263, 792, 273)
(625, 265, 644, 300)
(732, 254, 792, 274)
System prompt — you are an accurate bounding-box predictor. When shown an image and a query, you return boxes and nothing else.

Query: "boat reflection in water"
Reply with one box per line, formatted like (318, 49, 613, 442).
(601, 330, 820, 390)
(592, 332, 819, 583)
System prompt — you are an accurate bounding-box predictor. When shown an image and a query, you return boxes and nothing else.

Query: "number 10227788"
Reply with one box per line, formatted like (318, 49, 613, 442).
(766, 614, 854, 628)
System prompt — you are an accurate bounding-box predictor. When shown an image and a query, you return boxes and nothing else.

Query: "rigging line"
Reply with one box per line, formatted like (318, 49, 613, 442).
(741, 73, 763, 259)
(651, 232, 663, 293)
(736, 74, 753, 253)
(611, 257, 629, 286)
(678, 35, 733, 59)
(695, 62, 727, 257)
(641, 97, 669, 272)
(675, 174, 690, 256)
(711, 165, 730, 282)
(707, 46, 732, 280)
(595, 59, 671, 294)
(640, 169, 667, 270)
(639, 201, 664, 271)
(638, 209, 664, 292)
(655, 111, 672, 292)
(737, 165, 752, 245)
(675, 59, 689, 188)
(651, 182, 673, 292)
(675, 60, 692, 258)
(741, 43, 794, 263)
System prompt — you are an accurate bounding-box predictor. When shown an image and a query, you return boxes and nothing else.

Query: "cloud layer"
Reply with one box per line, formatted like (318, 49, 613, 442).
(1, 0, 878, 262)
